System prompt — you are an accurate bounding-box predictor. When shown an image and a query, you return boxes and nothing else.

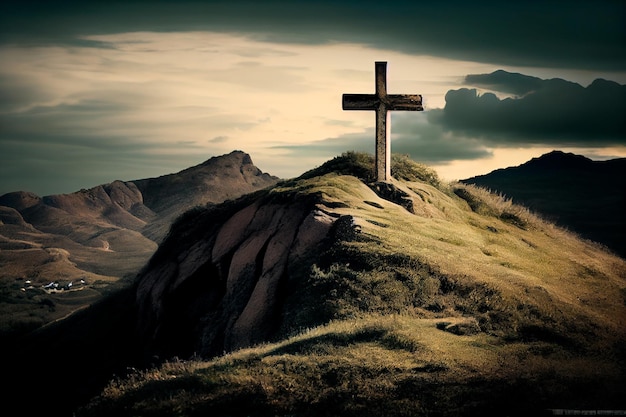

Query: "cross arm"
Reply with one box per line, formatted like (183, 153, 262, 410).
(342, 94, 378, 110)
(343, 93, 423, 111)
(386, 94, 423, 111)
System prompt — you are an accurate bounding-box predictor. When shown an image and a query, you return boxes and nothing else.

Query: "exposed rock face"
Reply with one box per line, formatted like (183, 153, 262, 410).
(135, 193, 338, 358)
(369, 181, 415, 213)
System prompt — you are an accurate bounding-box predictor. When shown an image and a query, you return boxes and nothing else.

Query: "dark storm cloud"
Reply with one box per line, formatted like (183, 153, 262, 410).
(0, 122, 210, 196)
(464, 70, 544, 96)
(1, 1, 624, 71)
(0, 135, 204, 196)
(274, 113, 492, 164)
(0, 75, 54, 113)
(430, 70, 626, 146)
(390, 114, 492, 162)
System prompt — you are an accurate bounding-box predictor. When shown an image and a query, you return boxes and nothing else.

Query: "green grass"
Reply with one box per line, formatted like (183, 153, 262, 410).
(73, 152, 626, 416)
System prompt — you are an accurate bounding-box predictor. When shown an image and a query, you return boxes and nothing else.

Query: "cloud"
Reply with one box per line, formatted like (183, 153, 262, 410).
(209, 61, 310, 93)
(464, 70, 544, 96)
(274, 69, 626, 170)
(0, 95, 235, 195)
(1, 1, 624, 71)
(209, 136, 229, 144)
(274, 112, 492, 164)
(1, 32, 363, 194)
(1, 15, 624, 195)
(0, 136, 204, 196)
(390, 114, 493, 162)
(429, 71, 626, 146)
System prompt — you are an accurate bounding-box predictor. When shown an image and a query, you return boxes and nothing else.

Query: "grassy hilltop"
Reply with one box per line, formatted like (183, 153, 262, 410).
(68, 153, 626, 416)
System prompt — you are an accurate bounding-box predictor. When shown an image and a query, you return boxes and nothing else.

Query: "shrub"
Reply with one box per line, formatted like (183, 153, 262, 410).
(391, 153, 441, 189)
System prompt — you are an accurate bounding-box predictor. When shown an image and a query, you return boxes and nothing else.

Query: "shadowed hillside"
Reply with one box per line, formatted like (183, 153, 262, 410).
(461, 150, 626, 258)
(0, 151, 278, 337)
(8, 152, 623, 417)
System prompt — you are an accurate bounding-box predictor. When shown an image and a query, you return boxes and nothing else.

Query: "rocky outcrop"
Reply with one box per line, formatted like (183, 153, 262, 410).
(135, 193, 339, 358)
(369, 181, 415, 213)
(135, 151, 279, 243)
(136, 151, 277, 212)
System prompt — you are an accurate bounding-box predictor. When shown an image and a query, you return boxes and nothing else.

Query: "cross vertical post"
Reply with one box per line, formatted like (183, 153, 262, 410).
(342, 61, 423, 182)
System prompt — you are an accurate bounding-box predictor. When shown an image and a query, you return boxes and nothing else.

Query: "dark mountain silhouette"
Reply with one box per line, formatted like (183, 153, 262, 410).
(461, 150, 626, 258)
(5, 153, 625, 417)
(0, 151, 279, 337)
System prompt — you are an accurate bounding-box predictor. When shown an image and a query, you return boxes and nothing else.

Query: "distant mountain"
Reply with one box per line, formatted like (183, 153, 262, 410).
(461, 150, 626, 258)
(0, 151, 279, 337)
(134, 151, 278, 241)
(7, 153, 625, 417)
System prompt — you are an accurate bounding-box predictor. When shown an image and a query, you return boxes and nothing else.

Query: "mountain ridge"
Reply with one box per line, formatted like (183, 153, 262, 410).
(1, 150, 278, 240)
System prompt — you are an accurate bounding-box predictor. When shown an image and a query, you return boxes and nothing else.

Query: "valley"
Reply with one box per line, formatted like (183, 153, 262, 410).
(0, 151, 278, 337)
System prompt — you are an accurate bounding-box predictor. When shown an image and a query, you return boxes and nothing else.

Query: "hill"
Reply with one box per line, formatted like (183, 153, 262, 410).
(461, 150, 626, 258)
(0, 151, 278, 337)
(6, 153, 625, 417)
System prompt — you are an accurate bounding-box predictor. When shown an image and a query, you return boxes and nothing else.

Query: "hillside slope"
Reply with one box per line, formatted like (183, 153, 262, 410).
(461, 150, 626, 258)
(72, 153, 626, 417)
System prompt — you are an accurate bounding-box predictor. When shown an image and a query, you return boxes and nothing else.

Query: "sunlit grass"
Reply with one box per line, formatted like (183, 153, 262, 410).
(81, 313, 622, 416)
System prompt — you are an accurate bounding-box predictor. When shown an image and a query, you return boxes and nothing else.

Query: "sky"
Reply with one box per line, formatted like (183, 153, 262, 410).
(1, 0, 625, 196)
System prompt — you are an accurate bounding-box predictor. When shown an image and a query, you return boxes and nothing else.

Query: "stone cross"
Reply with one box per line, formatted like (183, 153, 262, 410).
(342, 61, 423, 182)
